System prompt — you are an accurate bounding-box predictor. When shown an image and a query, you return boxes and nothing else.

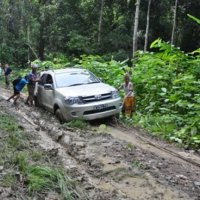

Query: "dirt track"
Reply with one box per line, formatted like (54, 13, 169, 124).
(0, 87, 200, 200)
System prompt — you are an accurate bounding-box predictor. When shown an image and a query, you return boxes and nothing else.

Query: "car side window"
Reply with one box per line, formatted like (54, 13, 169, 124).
(45, 74, 53, 84)
(39, 74, 47, 86)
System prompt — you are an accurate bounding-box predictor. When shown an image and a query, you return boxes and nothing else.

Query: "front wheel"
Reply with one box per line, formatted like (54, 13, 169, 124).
(34, 96, 40, 107)
(55, 108, 65, 124)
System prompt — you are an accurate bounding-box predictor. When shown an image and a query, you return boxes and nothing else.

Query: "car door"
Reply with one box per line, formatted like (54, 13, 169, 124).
(42, 74, 55, 111)
(37, 73, 47, 106)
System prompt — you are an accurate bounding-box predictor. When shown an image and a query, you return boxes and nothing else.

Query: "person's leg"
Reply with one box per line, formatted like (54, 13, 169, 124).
(5, 76, 9, 88)
(29, 85, 35, 106)
(7, 94, 16, 101)
(25, 84, 31, 105)
(25, 96, 30, 105)
(122, 100, 126, 117)
(13, 94, 20, 103)
(129, 96, 136, 118)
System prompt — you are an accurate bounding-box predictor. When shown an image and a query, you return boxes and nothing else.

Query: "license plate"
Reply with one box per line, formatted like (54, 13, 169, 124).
(93, 104, 108, 110)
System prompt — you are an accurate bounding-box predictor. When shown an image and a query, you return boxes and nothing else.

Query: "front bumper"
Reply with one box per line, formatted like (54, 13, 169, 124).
(62, 98, 122, 121)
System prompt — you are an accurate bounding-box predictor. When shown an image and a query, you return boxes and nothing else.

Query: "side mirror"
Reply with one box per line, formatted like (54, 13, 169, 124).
(44, 84, 53, 90)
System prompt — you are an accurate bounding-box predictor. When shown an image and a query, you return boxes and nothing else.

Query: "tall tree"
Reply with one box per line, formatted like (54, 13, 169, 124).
(132, 0, 141, 58)
(98, 0, 104, 44)
(179, 0, 200, 51)
(144, 0, 152, 51)
(171, 0, 178, 45)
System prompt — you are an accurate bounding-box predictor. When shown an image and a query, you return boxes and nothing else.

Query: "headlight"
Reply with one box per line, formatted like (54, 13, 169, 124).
(65, 97, 83, 105)
(112, 90, 120, 99)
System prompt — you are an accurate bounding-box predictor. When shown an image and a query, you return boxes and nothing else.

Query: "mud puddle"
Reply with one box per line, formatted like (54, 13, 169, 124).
(106, 126, 200, 167)
(93, 156, 188, 200)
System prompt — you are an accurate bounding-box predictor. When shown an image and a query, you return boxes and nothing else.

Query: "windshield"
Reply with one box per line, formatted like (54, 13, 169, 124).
(55, 70, 100, 88)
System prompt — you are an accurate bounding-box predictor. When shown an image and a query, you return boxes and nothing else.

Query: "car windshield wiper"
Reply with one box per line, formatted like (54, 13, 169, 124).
(68, 81, 100, 87)
(68, 83, 85, 87)
(87, 81, 100, 84)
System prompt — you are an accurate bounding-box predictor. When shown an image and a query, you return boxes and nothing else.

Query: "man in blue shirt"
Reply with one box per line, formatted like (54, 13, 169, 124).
(7, 76, 29, 104)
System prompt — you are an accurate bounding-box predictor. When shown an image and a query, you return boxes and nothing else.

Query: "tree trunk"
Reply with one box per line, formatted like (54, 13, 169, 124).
(98, 0, 104, 44)
(144, 0, 151, 51)
(38, 24, 45, 61)
(38, 0, 47, 61)
(20, 0, 25, 32)
(27, 24, 30, 65)
(132, 0, 141, 58)
(171, 0, 178, 45)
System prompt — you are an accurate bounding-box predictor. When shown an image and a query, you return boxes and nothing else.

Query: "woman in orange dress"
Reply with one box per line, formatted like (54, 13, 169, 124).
(119, 73, 135, 118)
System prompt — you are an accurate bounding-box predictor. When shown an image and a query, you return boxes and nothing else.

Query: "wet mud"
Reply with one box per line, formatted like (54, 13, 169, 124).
(0, 87, 200, 200)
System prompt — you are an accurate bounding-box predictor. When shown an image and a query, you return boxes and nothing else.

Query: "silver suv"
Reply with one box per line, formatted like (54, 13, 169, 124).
(35, 68, 122, 122)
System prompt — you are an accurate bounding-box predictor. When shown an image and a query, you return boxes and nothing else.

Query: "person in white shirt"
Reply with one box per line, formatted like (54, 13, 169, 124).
(119, 73, 135, 117)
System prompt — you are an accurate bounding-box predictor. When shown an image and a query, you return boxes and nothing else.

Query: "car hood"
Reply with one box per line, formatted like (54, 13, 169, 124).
(56, 83, 115, 97)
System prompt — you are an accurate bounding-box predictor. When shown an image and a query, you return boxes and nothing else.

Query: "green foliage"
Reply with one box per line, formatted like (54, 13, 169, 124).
(0, 113, 19, 133)
(187, 14, 200, 24)
(26, 41, 200, 149)
(1, 172, 17, 187)
(65, 119, 89, 129)
(0, 113, 25, 149)
(131, 160, 143, 169)
(77, 55, 127, 88)
(0, 111, 84, 199)
(127, 143, 134, 151)
(67, 31, 90, 54)
(14, 153, 77, 199)
(98, 124, 107, 133)
(132, 40, 200, 149)
(0, 0, 200, 64)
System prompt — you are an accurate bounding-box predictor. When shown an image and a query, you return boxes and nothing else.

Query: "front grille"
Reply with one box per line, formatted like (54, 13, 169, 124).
(82, 92, 112, 103)
(83, 106, 116, 115)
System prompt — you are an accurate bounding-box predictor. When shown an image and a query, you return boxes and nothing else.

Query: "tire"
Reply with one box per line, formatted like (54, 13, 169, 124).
(106, 114, 119, 125)
(114, 113, 120, 119)
(34, 96, 40, 107)
(111, 114, 119, 124)
(55, 108, 65, 124)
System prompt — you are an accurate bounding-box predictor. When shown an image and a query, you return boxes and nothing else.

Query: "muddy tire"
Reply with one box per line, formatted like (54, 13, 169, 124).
(34, 96, 40, 107)
(114, 113, 120, 119)
(55, 108, 65, 124)
(110, 114, 119, 124)
(105, 114, 119, 125)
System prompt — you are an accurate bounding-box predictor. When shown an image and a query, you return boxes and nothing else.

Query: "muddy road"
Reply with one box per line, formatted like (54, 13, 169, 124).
(0, 87, 200, 200)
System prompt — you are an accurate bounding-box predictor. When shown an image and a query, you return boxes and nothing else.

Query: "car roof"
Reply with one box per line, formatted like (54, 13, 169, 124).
(55, 68, 87, 74)
(41, 68, 87, 75)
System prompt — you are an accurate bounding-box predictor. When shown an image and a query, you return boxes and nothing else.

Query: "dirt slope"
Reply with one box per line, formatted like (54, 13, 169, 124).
(0, 87, 200, 200)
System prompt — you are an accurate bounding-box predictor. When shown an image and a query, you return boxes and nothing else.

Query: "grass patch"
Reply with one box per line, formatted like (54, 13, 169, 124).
(31, 151, 43, 162)
(131, 160, 143, 169)
(1, 172, 17, 187)
(127, 143, 134, 151)
(14, 153, 81, 199)
(98, 124, 108, 133)
(0, 113, 20, 133)
(0, 110, 87, 199)
(64, 119, 89, 129)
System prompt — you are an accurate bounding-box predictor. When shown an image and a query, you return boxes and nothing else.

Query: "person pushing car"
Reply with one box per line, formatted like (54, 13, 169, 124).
(7, 76, 29, 104)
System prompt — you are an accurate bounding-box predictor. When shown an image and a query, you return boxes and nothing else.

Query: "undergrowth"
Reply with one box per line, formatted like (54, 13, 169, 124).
(64, 119, 89, 129)
(0, 110, 86, 199)
(5, 39, 200, 149)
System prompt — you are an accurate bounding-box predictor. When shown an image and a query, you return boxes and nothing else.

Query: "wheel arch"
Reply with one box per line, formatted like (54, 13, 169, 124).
(54, 104, 60, 114)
